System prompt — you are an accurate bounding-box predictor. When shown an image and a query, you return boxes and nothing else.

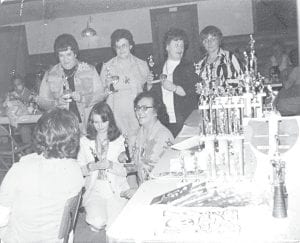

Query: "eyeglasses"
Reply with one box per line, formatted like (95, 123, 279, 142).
(134, 105, 154, 112)
(203, 36, 218, 45)
(115, 43, 130, 50)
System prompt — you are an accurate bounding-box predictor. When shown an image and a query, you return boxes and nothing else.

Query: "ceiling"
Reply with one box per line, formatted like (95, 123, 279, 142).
(0, 0, 200, 26)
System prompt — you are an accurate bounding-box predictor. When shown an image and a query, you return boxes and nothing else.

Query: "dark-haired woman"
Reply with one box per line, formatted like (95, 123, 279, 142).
(100, 29, 150, 142)
(120, 92, 174, 195)
(77, 101, 130, 231)
(38, 33, 105, 133)
(0, 108, 84, 242)
(146, 28, 198, 137)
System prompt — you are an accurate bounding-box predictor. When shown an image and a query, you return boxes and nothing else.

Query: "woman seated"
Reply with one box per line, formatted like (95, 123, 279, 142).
(275, 48, 300, 116)
(120, 91, 174, 197)
(77, 101, 130, 231)
(0, 108, 84, 242)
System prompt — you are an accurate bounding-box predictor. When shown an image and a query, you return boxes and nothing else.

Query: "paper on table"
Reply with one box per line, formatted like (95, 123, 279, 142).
(171, 135, 201, 150)
(178, 125, 200, 138)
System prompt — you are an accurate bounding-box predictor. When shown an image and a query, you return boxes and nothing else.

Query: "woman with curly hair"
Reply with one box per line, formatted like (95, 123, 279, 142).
(77, 101, 130, 231)
(0, 108, 84, 242)
(146, 28, 198, 137)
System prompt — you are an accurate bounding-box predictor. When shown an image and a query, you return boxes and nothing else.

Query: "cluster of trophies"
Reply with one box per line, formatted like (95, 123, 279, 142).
(195, 35, 267, 136)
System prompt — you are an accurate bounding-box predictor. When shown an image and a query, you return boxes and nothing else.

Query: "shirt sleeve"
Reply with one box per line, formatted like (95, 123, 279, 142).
(37, 70, 56, 110)
(0, 164, 21, 226)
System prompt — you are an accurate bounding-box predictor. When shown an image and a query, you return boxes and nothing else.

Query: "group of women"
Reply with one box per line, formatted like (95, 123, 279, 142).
(0, 24, 248, 241)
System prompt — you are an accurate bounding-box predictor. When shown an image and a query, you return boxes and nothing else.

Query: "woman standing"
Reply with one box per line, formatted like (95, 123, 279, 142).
(196, 25, 243, 84)
(77, 101, 130, 231)
(37, 34, 105, 133)
(147, 28, 198, 137)
(100, 29, 150, 141)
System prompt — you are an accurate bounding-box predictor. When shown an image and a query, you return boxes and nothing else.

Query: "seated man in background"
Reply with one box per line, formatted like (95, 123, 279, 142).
(0, 108, 83, 242)
(5, 74, 35, 145)
(274, 48, 300, 116)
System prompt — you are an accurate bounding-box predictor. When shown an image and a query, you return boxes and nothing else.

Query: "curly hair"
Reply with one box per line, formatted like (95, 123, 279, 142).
(110, 29, 135, 50)
(33, 108, 80, 159)
(54, 33, 79, 57)
(134, 91, 169, 126)
(163, 28, 189, 54)
(199, 25, 223, 45)
(86, 101, 121, 141)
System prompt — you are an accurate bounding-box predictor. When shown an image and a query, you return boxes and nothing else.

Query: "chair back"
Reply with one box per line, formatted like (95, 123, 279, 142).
(58, 188, 83, 243)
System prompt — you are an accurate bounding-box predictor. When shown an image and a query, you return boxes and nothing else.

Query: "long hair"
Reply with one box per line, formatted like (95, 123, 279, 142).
(86, 101, 121, 141)
(33, 108, 80, 159)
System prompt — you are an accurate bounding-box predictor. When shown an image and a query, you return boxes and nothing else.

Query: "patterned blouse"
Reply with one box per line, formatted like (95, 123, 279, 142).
(197, 48, 243, 83)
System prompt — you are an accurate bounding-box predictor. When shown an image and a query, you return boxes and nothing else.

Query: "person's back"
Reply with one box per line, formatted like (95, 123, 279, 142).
(0, 108, 84, 242)
(0, 153, 83, 242)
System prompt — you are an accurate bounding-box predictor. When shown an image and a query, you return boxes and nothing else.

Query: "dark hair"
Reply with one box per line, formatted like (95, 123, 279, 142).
(134, 91, 169, 126)
(54, 33, 79, 57)
(199, 25, 223, 45)
(110, 29, 135, 50)
(163, 28, 189, 54)
(87, 101, 121, 141)
(289, 48, 298, 67)
(33, 108, 80, 159)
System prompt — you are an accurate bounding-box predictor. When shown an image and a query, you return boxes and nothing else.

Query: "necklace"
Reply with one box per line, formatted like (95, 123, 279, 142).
(62, 64, 78, 80)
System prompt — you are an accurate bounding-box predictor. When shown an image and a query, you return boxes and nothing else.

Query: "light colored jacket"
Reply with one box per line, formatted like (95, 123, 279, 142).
(77, 136, 129, 203)
(38, 62, 105, 132)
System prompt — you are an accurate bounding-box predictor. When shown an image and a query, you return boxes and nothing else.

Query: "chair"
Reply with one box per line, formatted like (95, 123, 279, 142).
(58, 188, 84, 243)
(0, 124, 31, 173)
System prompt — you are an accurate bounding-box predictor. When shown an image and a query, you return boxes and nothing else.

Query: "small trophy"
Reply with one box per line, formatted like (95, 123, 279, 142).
(147, 55, 158, 79)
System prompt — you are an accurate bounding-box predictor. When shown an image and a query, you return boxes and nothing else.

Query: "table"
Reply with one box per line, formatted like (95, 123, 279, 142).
(107, 111, 300, 243)
(0, 114, 41, 125)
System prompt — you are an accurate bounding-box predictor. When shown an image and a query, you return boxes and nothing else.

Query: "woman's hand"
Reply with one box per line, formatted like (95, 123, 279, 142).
(118, 151, 128, 163)
(162, 80, 176, 92)
(71, 91, 82, 102)
(120, 188, 138, 199)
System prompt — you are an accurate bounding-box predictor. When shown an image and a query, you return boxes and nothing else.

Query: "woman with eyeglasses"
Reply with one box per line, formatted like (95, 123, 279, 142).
(119, 91, 174, 197)
(196, 25, 243, 84)
(77, 101, 130, 231)
(100, 29, 151, 144)
(146, 28, 198, 137)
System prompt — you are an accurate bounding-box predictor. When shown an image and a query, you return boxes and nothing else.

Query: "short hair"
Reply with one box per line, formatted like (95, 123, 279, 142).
(163, 28, 189, 52)
(134, 91, 169, 126)
(33, 108, 80, 159)
(54, 33, 79, 57)
(289, 48, 298, 67)
(86, 101, 121, 141)
(199, 25, 223, 45)
(110, 29, 135, 50)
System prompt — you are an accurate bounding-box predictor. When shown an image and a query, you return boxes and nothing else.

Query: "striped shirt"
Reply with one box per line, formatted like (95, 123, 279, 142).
(197, 48, 243, 82)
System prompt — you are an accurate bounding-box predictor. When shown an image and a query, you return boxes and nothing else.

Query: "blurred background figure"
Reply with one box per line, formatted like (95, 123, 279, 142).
(274, 48, 300, 116)
(268, 40, 291, 84)
(100, 29, 150, 143)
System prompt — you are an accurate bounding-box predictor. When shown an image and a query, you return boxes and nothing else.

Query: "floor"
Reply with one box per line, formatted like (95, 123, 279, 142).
(74, 212, 107, 243)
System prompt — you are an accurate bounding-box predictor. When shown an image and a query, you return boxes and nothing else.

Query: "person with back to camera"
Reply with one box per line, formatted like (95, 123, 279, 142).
(37, 33, 105, 133)
(196, 25, 243, 85)
(0, 108, 84, 242)
(99, 29, 151, 144)
(274, 48, 300, 116)
(119, 91, 174, 198)
(77, 101, 131, 231)
(146, 28, 198, 137)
